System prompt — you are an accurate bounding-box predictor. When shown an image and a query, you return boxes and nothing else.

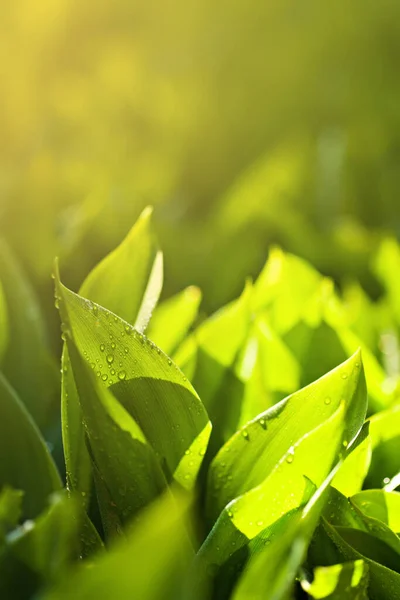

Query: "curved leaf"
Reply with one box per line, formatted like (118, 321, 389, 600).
(66, 338, 167, 534)
(207, 351, 366, 523)
(80, 206, 162, 329)
(56, 273, 211, 494)
(319, 519, 400, 599)
(351, 490, 400, 533)
(231, 460, 344, 600)
(61, 207, 163, 497)
(197, 405, 346, 598)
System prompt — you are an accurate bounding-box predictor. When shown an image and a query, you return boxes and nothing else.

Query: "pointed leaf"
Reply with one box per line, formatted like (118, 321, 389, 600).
(231, 460, 345, 600)
(56, 273, 211, 494)
(207, 351, 366, 523)
(80, 206, 162, 328)
(197, 405, 346, 597)
(61, 207, 163, 498)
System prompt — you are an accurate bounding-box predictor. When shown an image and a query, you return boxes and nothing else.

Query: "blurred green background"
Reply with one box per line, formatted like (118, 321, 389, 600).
(1, 0, 400, 324)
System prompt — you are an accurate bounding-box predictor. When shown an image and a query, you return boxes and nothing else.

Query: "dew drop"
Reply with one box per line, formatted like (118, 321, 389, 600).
(111, 369, 116, 376)
(125, 326, 132, 335)
(111, 342, 116, 349)
(118, 370, 127, 381)
(227, 510, 233, 518)
(242, 430, 249, 441)
(259, 418, 267, 429)
(124, 347, 129, 354)
(106, 354, 114, 364)
(92, 305, 98, 316)
(184, 449, 191, 456)
(168, 359, 172, 366)
(199, 448, 206, 457)
(341, 373, 348, 380)
(383, 477, 391, 485)
(101, 374, 108, 381)
(286, 447, 295, 464)
(100, 344, 105, 352)
(324, 397, 331, 405)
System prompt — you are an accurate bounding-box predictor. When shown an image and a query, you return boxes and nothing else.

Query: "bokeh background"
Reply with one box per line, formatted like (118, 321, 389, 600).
(1, 0, 400, 334)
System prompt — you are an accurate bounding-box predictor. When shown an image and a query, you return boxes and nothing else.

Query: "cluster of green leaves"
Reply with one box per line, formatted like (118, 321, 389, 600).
(1, 209, 400, 599)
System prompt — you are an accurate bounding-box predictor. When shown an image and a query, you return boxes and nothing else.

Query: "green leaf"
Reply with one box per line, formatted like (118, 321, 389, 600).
(174, 283, 251, 452)
(207, 351, 366, 523)
(80, 206, 163, 330)
(374, 237, 400, 324)
(56, 272, 211, 496)
(61, 207, 163, 498)
(197, 405, 346, 598)
(0, 492, 80, 599)
(0, 239, 58, 429)
(42, 491, 195, 600)
(318, 519, 400, 599)
(252, 247, 322, 333)
(323, 487, 400, 558)
(0, 374, 60, 519)
(301, 560, 369, 599)
(235, 317, 300, 427)
(146, 286, 202, 356)
(230, 427, 371, 600)
(332, 325, 390, 412)
(231, 460, 345, 600)
(366, 403, 400, 488)
(331, 423, 371, 496)
(351, 490, 400, 533)
(66, 338, 167, 534)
